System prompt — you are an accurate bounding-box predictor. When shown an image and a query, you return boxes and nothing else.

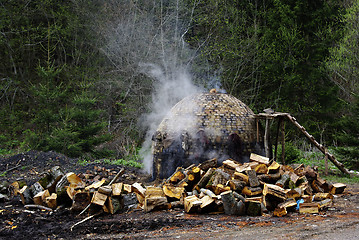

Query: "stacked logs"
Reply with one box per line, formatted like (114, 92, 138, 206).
(9, 154, 347, 217)
(152, 153, 346, 216)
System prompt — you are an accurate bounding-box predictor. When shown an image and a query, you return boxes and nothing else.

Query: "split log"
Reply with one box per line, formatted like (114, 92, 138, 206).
(277, 199, 297, 211)
(235, 163, 252, 173)
(208, 169, 231, 187)
(123, 184, 132, 193)
(242, 186, 262, 196)
(45, 193, 57, 209)
(275, 173, 290, 188)
(304, 166, 318, 181)
(267, 161, 281, 174)
(123, 193, 138, 210)
(299, 202, 319, 214)
(273, 206, 287, 217)
(66, 186, 78, 200)
(200, 195, 215, 209)
(257, 172, 281, 183)
(246, 201, 262, 216)
(30, 182, 45, 197)
(166, 167, 185, 184)
(33, 189, 50, 205)
(66, 172, 85, 188)
(111, 183, 123, 196)
(246, 169, 260, 187)
(254, 164, 268, 174)
(293, 164, 305, 176)
(228, 179, 246, 193)
(330, 183, 346, 194)
(195, 168, 215, 191)
(98, 186, 112, 196)
(245, 196, 262, 202)
(91, 191, 108, 206)
(132, 182, 146, 198)
(200, 188, 218, 199)
(145, 186, 165, 198)
(19, 185, 32, 205)
(289, 172, 299, 186)
(184, 195, 202, 213)
(286, 187, 303, 199)
(314, 192, 333, 201)
(106, 196, 122, 214)
(163, 184, 185, 200)
(85, 179, 106, 191)
(319, 199, 333, 210)
(250, 153, 270, 165)
(39, 166, 64, 193)
(198, 158, 217, 171)
(223, 159, 241, 170)
(311, 180, 324, 193)
(263, 183, 287, 200)
(296, 176, 308, 186)
(233, 172, 249, 184)
(220, 191, 245, 216)
(71, 192, 92, 212)
(211, 184, 231, 195)
(55, 176, 72, 205)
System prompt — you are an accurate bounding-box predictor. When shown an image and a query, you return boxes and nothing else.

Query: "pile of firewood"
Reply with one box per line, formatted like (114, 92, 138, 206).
(7, 154, 346, 217)
(147, 153, 346, 216)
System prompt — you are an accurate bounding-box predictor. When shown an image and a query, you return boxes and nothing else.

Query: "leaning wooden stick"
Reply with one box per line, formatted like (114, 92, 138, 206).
(108, 168, 125, 185)
(71, 211, 103, 231)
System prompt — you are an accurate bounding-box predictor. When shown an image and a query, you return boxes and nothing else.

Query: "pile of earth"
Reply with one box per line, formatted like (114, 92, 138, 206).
(0, 150, 149, 185)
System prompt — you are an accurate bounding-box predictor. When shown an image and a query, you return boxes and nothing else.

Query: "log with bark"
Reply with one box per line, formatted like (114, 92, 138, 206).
(246, 169, 260, 187)
(144, 196, 169, 212)
(220, 190, 245, 216)
(197, 158, 217, 171)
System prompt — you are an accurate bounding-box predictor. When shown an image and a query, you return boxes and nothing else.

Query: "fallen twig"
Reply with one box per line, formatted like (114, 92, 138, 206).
(71, 210, 103, 231)
(24, 204, 53, 212)
(77, 202, 91, 217)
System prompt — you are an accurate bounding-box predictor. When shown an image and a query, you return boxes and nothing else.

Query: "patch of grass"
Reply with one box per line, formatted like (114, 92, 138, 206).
(77, 156, 143, 169)
(103, 158, 143, 168)
(322, 174, 359, 185)
(0, 171, 7, 177)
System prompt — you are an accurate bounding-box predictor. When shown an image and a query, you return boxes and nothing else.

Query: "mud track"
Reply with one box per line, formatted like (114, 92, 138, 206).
(1, 151, 358, 239)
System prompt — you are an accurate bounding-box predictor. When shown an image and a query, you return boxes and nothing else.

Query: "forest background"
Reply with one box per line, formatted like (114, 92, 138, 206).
(1, 0, 359, 171)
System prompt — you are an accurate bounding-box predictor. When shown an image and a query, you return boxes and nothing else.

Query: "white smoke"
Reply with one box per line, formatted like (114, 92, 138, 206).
(139, 63, 202, 174)
(97, 0, 212, 174)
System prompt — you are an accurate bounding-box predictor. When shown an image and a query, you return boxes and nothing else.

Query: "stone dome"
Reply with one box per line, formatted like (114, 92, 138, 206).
(152, 91, 264, 179)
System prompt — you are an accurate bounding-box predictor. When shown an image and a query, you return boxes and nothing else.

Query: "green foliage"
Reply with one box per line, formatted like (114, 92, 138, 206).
(275, 142, 302, 164)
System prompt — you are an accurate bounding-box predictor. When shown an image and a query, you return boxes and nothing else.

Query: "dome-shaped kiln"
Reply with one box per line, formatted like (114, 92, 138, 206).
(152, 91, 265, 179)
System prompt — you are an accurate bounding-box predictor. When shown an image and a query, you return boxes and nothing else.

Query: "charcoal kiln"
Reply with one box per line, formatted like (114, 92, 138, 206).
(152, 90, 265, 179)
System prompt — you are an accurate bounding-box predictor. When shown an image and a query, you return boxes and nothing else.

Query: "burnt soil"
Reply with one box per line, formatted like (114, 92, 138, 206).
(1, 151, 359, 240)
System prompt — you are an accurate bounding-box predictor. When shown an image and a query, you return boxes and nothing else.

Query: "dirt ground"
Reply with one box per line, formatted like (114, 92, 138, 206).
(1, 151, 358, 240)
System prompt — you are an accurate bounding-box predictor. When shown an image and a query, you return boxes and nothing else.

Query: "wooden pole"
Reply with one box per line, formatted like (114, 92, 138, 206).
(274, 118, 282, 162)
(281, 119, 285, 165)
(286, 114, 350, 175)
(256, 118, 260, 143)
(325, 148, 328, 176)
(264, 118, 271, 158)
